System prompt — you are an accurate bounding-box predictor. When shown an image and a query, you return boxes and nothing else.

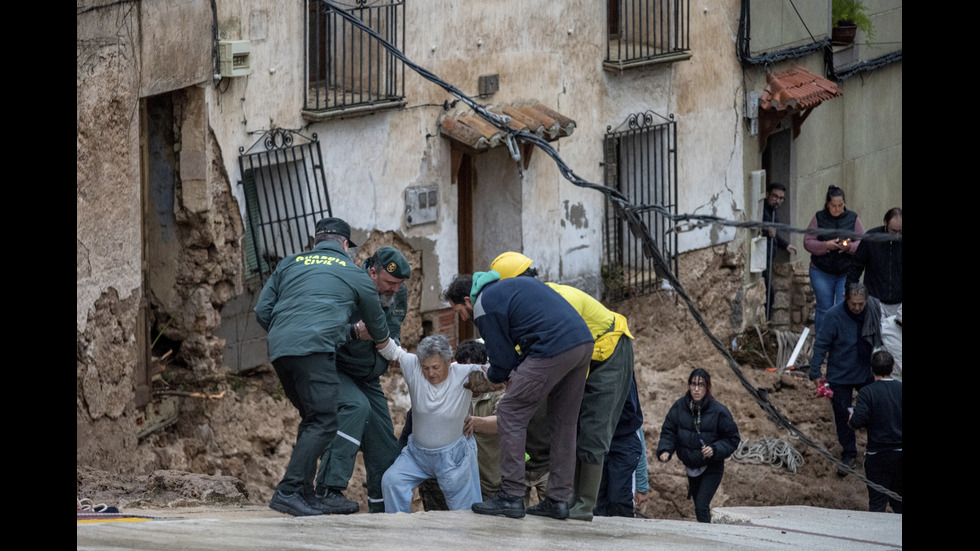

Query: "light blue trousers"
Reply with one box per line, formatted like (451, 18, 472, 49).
(381, 434, 481, 513)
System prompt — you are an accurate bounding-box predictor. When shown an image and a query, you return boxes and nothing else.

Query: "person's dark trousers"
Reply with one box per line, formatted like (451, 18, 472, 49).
(397, 408, 413, 451)
(496, 342, 592, 503)
(594, 428, 643, 517)
(829, 381, 870, 462)
(577, 337, 635, 465)
(763, 268, 774, 320)
(687, 462, 724, 523)
(864, 450, 902, 513)
(273, 352, 339, 498)
(315, 373, 399, 513)
(419, 478, 449, 511)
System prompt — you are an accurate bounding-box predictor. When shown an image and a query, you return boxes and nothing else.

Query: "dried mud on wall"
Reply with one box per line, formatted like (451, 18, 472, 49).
(77, 288, 143, 472)
(77, 119, 245, 474)
(150, 115, 245, 375)
(78, 230, 425, 502)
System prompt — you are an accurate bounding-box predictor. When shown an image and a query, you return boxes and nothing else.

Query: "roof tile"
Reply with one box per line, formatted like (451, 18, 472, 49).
(760, 66, 843, 112)
(440, 101, 576, 151)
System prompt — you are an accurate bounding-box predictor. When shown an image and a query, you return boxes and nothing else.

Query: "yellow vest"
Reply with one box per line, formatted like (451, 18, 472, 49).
(545, 283, 633, 362)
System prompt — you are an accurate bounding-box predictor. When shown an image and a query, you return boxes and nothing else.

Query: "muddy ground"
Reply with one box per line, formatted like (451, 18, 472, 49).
(77, 246, 871, 519)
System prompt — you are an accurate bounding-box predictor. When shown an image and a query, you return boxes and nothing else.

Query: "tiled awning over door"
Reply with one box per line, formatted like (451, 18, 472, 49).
(757, 66, 843, 151)
(440, 101, 576, 180)
(440, 101, 576, 151)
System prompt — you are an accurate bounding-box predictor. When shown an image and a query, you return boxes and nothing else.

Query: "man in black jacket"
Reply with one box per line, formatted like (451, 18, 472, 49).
(762, 183, 797, 319)
(847, 208, 902, 317)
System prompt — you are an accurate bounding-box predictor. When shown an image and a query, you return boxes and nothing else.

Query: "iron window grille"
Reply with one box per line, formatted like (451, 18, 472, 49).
(305, 0, 405, 113)
(605, 0, 691, 67)
(239, 129, 333, 282)
(602, 112, 678, 300)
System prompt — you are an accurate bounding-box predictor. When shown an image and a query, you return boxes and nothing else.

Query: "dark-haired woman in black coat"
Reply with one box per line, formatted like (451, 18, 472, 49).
(657, 368, 740, 523)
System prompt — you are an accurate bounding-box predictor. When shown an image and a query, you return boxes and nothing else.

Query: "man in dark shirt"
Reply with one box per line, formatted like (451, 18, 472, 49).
(847, 207, 902, 317)
(444, 272, 593, 520)
(849, 350, 902, 513)
(762, 183, 797, 319)
(809, 283, 880, 473)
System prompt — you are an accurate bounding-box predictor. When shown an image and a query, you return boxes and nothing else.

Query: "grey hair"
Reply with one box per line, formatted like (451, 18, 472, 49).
(416, 334, 453, 363)
(845, 282, 868, 300)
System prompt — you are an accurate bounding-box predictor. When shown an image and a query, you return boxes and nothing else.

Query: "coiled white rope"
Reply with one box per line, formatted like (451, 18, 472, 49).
(733, 436, 804, 473)
(77, 497, 111, 512)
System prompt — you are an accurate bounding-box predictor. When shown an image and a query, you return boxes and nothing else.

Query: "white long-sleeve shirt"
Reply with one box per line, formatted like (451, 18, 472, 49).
(401, 355, 483, 449)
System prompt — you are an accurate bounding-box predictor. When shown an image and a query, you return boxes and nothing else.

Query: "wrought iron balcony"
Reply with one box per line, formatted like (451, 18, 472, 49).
(305, 0, 406, 119)
(605, 0, 691, 70)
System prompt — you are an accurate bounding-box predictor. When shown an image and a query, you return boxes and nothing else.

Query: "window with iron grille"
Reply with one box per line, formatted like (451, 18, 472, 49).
(239, 130, 333, 282)
(605, 0, 691, 69)
(305, 0, 406, 116)
(602, 112, 678, 300)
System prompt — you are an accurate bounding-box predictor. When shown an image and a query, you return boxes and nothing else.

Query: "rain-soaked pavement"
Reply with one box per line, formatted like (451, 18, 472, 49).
(77, 505, 901, 550)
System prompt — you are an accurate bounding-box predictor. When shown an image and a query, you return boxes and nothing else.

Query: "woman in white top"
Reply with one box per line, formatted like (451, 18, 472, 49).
(381, 335, 494, 513)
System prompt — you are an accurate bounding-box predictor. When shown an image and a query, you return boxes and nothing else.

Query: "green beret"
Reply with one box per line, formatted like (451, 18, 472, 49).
(374, 246, 411, 279)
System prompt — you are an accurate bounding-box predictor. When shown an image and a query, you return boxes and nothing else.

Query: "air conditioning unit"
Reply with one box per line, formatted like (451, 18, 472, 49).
(219, 40, 252, 78)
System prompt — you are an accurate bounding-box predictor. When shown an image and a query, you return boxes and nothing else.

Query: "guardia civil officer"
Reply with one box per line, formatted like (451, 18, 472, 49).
(255, 217, 402, 516)
(315, 246, 411, 513)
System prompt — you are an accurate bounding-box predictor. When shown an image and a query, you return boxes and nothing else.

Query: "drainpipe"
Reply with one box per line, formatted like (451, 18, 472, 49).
(828, 0, 833, 36)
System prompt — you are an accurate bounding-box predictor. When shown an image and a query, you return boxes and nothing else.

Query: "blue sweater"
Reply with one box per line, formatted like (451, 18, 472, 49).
(472, 275, 593, 383)
(809, 302, 874, 385)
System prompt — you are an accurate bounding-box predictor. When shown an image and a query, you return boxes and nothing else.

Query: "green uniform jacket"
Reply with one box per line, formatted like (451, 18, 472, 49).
(254, 241, 390, 361)
(338, 283, 408, 381)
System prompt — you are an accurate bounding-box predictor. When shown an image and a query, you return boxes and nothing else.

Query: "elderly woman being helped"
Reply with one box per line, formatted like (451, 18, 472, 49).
(381, 335, 494, 513)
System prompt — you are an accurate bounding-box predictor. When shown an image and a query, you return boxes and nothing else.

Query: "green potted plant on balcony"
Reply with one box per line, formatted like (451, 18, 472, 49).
(831, 0, 874, 46)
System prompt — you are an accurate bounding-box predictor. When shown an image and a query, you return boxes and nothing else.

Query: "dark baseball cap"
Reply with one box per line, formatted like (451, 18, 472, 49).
(315, 217, 356, 247)
(374, 246, 411, 279)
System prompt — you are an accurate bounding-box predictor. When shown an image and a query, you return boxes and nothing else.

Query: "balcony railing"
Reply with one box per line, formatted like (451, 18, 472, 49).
(239, 130, 333, 282)
(305, 0, 405, 116)
(605, 0, 691, 69)
(602, 112, 678, 300)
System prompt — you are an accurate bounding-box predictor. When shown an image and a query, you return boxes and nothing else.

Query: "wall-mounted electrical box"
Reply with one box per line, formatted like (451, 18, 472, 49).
(746, 91, 759, 136)
(478, 74, 499, 97)
(405, 185, 439, 227)
(219, 40, 252, 77)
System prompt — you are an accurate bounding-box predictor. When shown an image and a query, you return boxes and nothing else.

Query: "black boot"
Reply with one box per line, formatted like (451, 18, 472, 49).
(527, 497, 569, 520)
(269, 489, 322, 517)
(472, 492, 526, 518)
(312, 489, 359, 514)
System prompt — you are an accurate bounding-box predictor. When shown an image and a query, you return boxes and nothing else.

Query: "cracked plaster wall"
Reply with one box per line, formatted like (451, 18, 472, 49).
(77, 0, 243, 473)
(77, 4, 147, 466)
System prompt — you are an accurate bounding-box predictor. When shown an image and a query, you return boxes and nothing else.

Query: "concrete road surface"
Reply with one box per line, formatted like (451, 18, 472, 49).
(77, 505, 901, 550)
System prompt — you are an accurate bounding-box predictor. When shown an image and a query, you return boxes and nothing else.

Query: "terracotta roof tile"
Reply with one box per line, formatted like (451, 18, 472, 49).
(759, 66, 843, 112)
(440, 101, 576, 151)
